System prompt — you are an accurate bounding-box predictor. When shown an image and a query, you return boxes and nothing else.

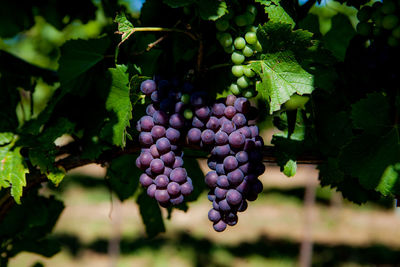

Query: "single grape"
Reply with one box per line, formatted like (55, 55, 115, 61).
(206, 117, 220, 131)
(140, 173, 153, 187)
(181, 94, 190, 104)
(237, 76, 250, 88)
(212, 200, 220, 210)
(382, 15, 399, 30)
(235, 151, 249, 164)
(139, 132, 153, 147)
(192, 116, 205, 128)
(224, 106, 236, 119)
(151, 91, 160, 102)
(226, 95, 237, 106)
(181, 180, 194, 196)
(140, 116, 154, 131)
(217, 175, 230, 188)
(201, 129, 215, 144)
(243, 66, 256, 77)
(205, 171, 219, 188)
(215, 187, 228, 199)
(230, 83, 241, 95)
(219, 199, 231, 212)
(225, 212, 238, 226)
(232, 65, 244, 77)
(216, 163, 226, 175)
(156, 137, 171, 154)
(237, 200, 248, 212)
(221, 121, 236, 134)
(219, 33, 233, 48)
(173, 157, 184, 168)
(381, 1, 396, 14)
(224, 156, 239, 172)
(212, 103, 226, 117)
(215, 131, 229, 145)
(208, 193, 216, 202)
(150, 159, 165, 174)
(161, 151, 175, 166)
(236, 179, 250, 194)
(249, 125, 259, 137)
(166, 128, 180, 143)
(224, 45, 235, 54)
(147, 184, 157, 198)
(169, 113, 185, 129)
(251, 179, 264, 194)
(151, 125, 166, 139)
(155, 174, 169, 188)
(213, 220, 227, 232)
(235, 15, 248, 27)
(190, 92, 206, 107)
(187, 128, 202, 143)
(232, 113, 247, 127)
(242, 45, 254, 57)
(243, 11, 255, 25)
(226, 189, 243, 205)
(208, 209, 222, 222)
(153, 111, 168, 125)
(164, 167, 172, 177)
(170, 167, 187, 183)
(216, 19, 229, 31)
(234, 37, 246, 50)
(195, 106, 211, 120)
(215, 144, 231, 158)
(227, 169, 244, 185)
(155, 189, 170, 203)
(139, 152, 153, 167)
(170, 195, 184, 205)
(184, 109, 193, 120)
(231, 51, 245, 64)
(150, 144, 160, 158)
(234, 97, 250, 113)
(245, 32, 257, 45)
(229, 131, 245, 148)
(140, 79, 157, 95)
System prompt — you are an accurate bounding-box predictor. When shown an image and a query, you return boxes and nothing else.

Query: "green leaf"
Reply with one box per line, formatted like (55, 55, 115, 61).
(58, 37, 110, 85)
(0, 146, 28, 204)
(251, 51, 314, 113)
(322, 14, 356, 61)
(376, 163, 400, 196)
(137, 191, 166, 238)
(163, 0, 195, 8)
(46, 167, 66, 186)
(318, 158, 345, 186)
(351, 93, 391, 135)
(107, 154, 140, 201)
(183, 157, 207, 202)
(0, 132, 14, 145)
(283, 159, 297, 177)
(197, 0, 228, 21)
(100, 65, 132, 147)
(256, 0, 294, 26)
(115, 13, 134, 44)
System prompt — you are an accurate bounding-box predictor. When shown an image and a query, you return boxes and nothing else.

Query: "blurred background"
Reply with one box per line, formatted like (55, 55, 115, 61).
(3, 0, 400, 266)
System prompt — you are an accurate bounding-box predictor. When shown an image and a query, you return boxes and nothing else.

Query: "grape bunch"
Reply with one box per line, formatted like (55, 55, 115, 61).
(187, 94, 265, 232)
(215, 4, 262, 98)
(356, 0, 400, 47)
(136, 79, 193, 207)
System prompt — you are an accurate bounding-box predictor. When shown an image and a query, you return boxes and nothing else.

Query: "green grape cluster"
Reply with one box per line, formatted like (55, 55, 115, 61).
(215, 4, 262, 98)
(356, 0, 400, 47)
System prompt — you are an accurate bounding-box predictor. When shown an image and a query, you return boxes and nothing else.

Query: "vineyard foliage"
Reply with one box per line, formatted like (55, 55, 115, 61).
(0, 0, 399, 263)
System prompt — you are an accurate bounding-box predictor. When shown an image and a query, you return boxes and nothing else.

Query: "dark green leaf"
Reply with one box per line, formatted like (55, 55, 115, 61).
(197, 0, 228, 21)
(256, 0, 294, 25)
(136, 191, 166, 238)
(163, 0, 195, 8)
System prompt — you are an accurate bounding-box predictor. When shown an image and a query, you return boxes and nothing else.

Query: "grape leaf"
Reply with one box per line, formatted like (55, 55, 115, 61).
(100, 65, 132, 147)
(283, 159, 297, 177)
(318, 157, 345, 186)
(197, 0, 228, 21)
(163, 0, 194, 8)
(256, 0, 294, 26)
(0, 133, 14, 145)
(351, 93, 391, 135)
(251, 51, 314, 113)
(115, 13, 134, 45)
(107, 154, 140, 201)
(0, 145, 28, 204)
(137, 191, 166, 238)
(322, 14, 356, 61)
(377, 164, 400, 196)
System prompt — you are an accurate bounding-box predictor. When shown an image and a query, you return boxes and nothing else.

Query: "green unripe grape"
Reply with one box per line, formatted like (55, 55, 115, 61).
(224, 45, 235, 53)
(356, 22, 372, 36)
(219, 33, 233, 48)
(392, 26, 400, 38)
(92, 136, 99, 143)
(184, 109, 193, 120)
(382, 15, 399, 30)
(357, 6, 373, 22)
(245, 32, 257, 44)
(231, 51, 245, 64)
(234, 37, 246, 49)
(373, 26, 382, 36)
(246, 5, 258, 16)
(243, 12, 255, 25)
(243, 66, 255, 77)
(245, 25, 258, 33)
(235, 15, 248, 27)
(284, 95, 310, 110)
(237, 76, 250, 88)
(230, 83, 242, 95)
(254, 41, 262, 52)
(243, 89, 255, 98)
(242, 45, 254, 57)
(216, 19, 230, 31)
(388, 36, 399, 47)
(181, 94, 190, 104)
(225, 10, 234, 20)
(381, 2, 396, 14)
(232, 65, 244, 77)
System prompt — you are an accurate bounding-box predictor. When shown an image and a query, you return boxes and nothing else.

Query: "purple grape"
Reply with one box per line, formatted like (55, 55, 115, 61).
(190, 92, 206, 107)
(151, 125, 166, 139)
(208, 193, 216, 202)
(225, 95, 237, 106)
(255, 135, 264, 148)
(234, 97, 250, 113)
(145, 167, 152, 176)
(249, 150, 262, 162)
(251, 179, 263, 194)
(229, 131, 245, 148)
(161, 151, 175, 166)
(227, 169, 244, 185)
(206, 117, 220, 131)
(237, 200, 248, 212)
(167, 182, 180, 196)
(156, 137, 171, 154)
(201, 129, 215, 145)
(146, 104, 156, 116)
(249, 125, 259, 137)
(151, 91, 160, 102)
(163, 167, 172, 176)
(235, 151, 248, 164)
(208, 209, 221, 222)
(170, 167, 187, 183)
(232, 113, 247, 127)
(216, 163, 226, 175)
(221, 121, 236, 134)
(169, 114, 185, 129)
(175, 101, 185, 113)
(155, 174, 169, 188)
(207, 158, 217, 170)
(213, 200, 220, 210)
(215, 131, 228, 145)
(212, 103, 226, 117)
(140, 173, 153, 187)
(173, 157, 184, 168)
(150, 144, 160, 158)
(170, 195, 184, 205)
(213, 220, 227, 232)
(217, 175, 230, 188)
(205, 171, 218, 187)
(166, 128, 180, 143)
(139, 152, 153, 167)
(147, 184, 157, 197)
(192, 117, 205, 128)
(244, 139, 255, 150)
(238, 127, 252, 138)
(153, 111, 168, 125)
(219, 199, 231, 212)
(187, 128, 202, 143)
(224, 106, 236, 119)
(181, 180, 193, 196)
(226, 189, 242, 205)
(245, 174, 257, 182)
(255, 163, 266, 176)
(215, 144, 231, 158)
(236, 179, 250, 194)
(150, 159, 164, 174)
(215, 187, 228, 199)
(195, 106, 211, 120)
(136, 157, 143, 170)
(225, 212, 238, 226)
(139, 132, 153, 147)
(155, 189, 170, 203)
(140, 116, 154, 131)
(247, 193, 258, 201)
(223, 156, 238, 172)
(140, 79, 157, 95)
